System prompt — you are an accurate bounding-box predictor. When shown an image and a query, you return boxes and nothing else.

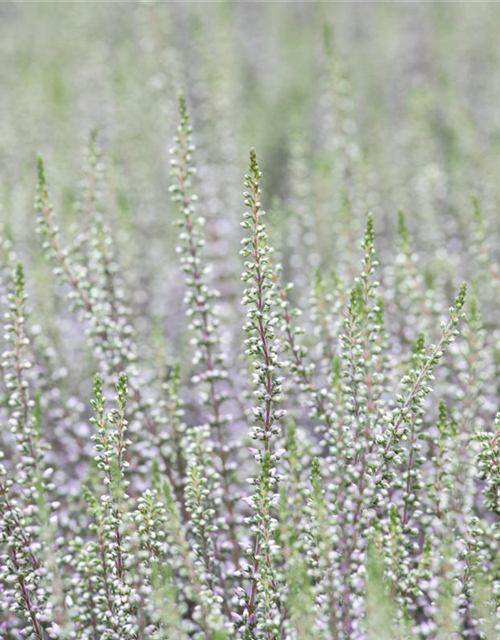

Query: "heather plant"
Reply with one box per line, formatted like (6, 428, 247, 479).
(2, 3, 500, 640)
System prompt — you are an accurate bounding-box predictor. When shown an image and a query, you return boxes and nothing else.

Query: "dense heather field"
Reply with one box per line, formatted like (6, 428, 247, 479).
(3, 3, 500, 639)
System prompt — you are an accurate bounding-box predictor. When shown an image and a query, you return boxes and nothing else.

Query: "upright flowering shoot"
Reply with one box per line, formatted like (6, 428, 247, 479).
(0, 263, 49, 639)
(379, 282, 467, 494)
(86, 372, 136, 640)
(169, 93, 240, 572)
(3, 264, 43, 496)
(35, 155, 92, 316)
(241, 149, 285, 637)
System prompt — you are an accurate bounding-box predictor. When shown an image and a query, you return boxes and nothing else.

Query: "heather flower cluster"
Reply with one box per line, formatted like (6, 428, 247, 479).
(2, 4, 500, 640)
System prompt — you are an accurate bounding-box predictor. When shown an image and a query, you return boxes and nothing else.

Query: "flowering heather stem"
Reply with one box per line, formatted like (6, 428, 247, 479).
(241, 149, 285, 635)
(170, 95, 240, 570)
(90, 373, 130, 580)
(378, 282, 467, 479)
(36, 156, 93, 314)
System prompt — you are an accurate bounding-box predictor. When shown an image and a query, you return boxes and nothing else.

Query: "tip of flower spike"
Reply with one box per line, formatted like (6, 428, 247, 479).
(249, 148, 259, 180)
(314, 266, 323, 287)
(311, 456, 320, 478)
(151, 460, 160, 489)
(364, 212, 374, 246)
(88, 128, 99, 155)
(411, 332, 425, 356)
(15, 262, 25, 295)
(454, 282, 467, 311)
(397, 208, 410, 247)
(171, 359, 181, 379)
(37, 153, 46, 187)
(468, 292, 479, 323)
(116, 372, 129, 400)
(437, 399, 450, 437)
(286, 420, 296, 454)
(178, 91, 188, 123)
(93, 373, 103, 399)
(438, 398, 447, 418)
(310, 457, 323, 496)
(472, 195, 482, 224)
